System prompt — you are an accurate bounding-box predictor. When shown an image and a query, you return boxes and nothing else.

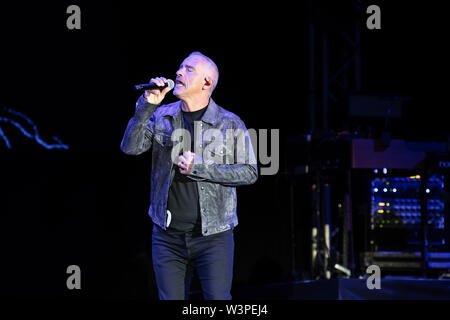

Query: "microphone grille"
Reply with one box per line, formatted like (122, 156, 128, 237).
(167, 79, 175, 89)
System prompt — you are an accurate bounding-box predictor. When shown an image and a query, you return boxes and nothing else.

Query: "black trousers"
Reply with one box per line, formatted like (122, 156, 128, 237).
(151, 224, 234, 300)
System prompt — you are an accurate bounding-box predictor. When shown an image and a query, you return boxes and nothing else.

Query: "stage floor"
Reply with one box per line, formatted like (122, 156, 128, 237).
(228, 276, 450, 300)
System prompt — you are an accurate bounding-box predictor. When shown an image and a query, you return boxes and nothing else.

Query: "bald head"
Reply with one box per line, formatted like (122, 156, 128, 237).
(188, 51, 219, 94)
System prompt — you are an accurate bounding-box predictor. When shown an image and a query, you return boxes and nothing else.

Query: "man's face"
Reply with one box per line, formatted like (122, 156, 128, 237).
(173, 55, 207, 99)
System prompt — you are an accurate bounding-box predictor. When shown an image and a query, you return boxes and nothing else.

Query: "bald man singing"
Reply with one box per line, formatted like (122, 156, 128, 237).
(121, 52, 258, 300)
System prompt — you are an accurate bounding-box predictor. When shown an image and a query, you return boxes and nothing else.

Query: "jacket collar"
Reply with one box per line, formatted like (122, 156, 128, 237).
(159, 98, 219, 126)
(200, 98, 219, 126)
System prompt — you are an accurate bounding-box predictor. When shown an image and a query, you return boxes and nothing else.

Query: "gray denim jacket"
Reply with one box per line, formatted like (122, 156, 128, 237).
(120, 95, 258, 236)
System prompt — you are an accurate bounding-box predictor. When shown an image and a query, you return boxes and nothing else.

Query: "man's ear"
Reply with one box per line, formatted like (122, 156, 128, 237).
(203, 77, 213, 90)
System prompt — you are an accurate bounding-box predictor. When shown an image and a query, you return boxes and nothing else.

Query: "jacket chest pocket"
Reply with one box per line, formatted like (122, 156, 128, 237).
(154, 131, 173, 148)
(206, 144, 235, 164)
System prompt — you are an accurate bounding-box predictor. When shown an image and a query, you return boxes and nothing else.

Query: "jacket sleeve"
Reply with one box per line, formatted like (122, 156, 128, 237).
(189, 119, 258, 186)
(120, 95, 159, 155)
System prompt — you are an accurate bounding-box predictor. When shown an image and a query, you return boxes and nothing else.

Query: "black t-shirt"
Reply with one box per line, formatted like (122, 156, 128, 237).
(166, 106, 207, 233)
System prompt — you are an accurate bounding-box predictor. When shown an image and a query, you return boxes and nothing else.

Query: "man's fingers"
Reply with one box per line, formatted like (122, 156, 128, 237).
(178, 153, 194, 175)
(178, 152, 195, 175)
(179, 155, 187, 164)
(178, 156, 187, 171)
(144, 76, 171, 104)
(146, 76, 172, 100)
(155, 77, 165, 87)
(182, 151, 195, 161)
(157, 77, 167, 87)
(150, 77, 166, 88)
(162, 86, 171, 95)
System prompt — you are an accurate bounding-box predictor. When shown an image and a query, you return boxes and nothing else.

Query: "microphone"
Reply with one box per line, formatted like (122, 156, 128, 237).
(134, 79, 175, 92)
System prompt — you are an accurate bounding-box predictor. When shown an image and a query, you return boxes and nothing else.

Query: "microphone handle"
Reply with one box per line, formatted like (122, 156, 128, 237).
(134, 80, 174, 92)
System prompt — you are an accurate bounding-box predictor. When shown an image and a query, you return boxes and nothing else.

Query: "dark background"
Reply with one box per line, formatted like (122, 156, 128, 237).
(0, 0, 448, 298)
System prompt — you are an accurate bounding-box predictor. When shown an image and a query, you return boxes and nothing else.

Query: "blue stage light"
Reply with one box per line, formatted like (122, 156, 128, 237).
(0, 107, 69, 150)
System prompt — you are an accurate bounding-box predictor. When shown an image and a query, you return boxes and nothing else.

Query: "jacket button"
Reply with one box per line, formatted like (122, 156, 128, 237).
(201, 186, 204, 190)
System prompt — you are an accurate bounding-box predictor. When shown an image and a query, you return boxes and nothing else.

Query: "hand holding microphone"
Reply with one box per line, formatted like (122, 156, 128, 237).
(137, 77, 174, 105)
